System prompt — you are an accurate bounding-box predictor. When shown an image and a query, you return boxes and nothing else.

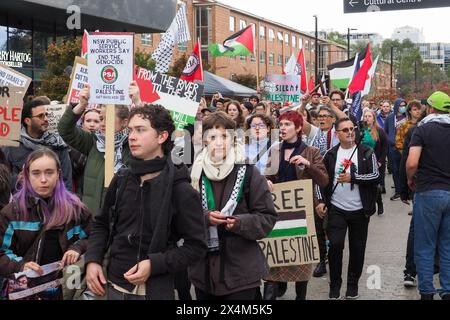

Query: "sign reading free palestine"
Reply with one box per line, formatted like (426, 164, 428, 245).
(88, 32, 134, 105)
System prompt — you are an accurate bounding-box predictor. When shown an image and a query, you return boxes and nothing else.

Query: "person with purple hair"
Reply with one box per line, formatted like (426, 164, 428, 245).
(0, 148, 92, 300)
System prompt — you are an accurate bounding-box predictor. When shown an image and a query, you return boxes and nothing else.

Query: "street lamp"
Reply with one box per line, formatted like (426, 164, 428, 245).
(390, 45, 398, 89)
(314, 15, 319, 86)
(347, 28, 357, 59)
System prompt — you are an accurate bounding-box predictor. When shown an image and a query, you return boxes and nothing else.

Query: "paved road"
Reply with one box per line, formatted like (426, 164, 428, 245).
(280, 175, 424, 300)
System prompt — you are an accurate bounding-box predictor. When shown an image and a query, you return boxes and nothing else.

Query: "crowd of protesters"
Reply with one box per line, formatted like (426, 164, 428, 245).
(0, 81, 449, 301)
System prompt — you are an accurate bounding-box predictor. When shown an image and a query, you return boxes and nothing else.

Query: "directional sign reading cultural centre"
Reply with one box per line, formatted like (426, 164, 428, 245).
(344, 0, 450, 14)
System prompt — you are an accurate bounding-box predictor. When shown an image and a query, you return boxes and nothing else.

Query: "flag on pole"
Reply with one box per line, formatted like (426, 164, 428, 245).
(327, 57, 357, 90)
(81, 30, 88, 59)
(152, 2, 191, 74)
(361, 55, 379, 96)
(348, 44, 373, 95)
(319, 74, 328, 96)
(209, 25, 255, 57)
(284, 53, 297, 75)
(180, 39, 203, 82)
(308, 75, 315, 94)
(297, 48, 308, 93)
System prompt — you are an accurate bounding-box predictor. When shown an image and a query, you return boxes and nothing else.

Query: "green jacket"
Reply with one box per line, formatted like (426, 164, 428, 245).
(58, 106, 130, 215)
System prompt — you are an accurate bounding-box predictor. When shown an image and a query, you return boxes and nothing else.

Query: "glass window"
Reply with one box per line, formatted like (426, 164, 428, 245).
(230, 16, 235, 32)
(251, 55, 255, 62)
(260, 51, 265, 64)
(285, 56, 289, 65)
(196, 6, 212, 61)
(299, 38, 303, 49)
(260, 26, 265, 38)
(178, 42, 187, 52)
(285, 34, 289, 45)
(277, 32, 283, 43)
(305, 40, 309, 51)
(141, 34, 153, 46)
(292, 35, 296, 48)
(269, 29, 275, 42)
(8, 28, 32, 69)
(240, 19, 246, 30)
(0, 26, 6, 51)
(278, 55, 282, 66)
(33, 30, 53, 69)
(269, 53, 274, 66)
(240, 55, 247, 61)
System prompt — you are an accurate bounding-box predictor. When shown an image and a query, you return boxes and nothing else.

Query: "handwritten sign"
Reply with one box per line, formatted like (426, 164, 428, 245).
(0, 87, 24, 147)
(0, 64, 31, 98)
(45, 104, 67, 134)
(136, 67, 204, 129)
(67, 57, 88, 105)
(258, 180, 320, 268)
(262, 74, 302, 103)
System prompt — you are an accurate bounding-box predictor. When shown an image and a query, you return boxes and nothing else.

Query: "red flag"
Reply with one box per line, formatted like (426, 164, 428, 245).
(308, 75, 315, 94)
(135, 66, 160, 104)
(348, 44, 373, 95)
(81, 30, 88, 59)
(297, 49, 308, 93)
(180, 40, 204, 82)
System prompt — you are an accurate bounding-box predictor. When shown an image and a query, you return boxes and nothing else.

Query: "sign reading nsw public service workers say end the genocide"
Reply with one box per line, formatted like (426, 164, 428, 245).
(88, 33, 134, 105)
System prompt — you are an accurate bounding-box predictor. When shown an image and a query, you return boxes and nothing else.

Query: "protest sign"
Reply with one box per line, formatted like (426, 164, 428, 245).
(67, 57, 88, 105)
(136, 67, 204, 129)
(258, 180, 320, 268)
(0, 64, 31, 98)
(7, 262, 63, 300)
(0, 87, 24, 147)
(262, 74, 302, 103)
(45, 104, 67, 134)
(88, 32, 134, 105)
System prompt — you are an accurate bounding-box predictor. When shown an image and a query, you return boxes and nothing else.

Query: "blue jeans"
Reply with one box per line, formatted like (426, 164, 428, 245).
(414, 190, 450, 296)
(388, 148, 402, 194)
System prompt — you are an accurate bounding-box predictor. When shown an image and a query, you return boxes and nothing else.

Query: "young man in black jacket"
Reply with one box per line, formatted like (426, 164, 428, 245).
(85, 105, 207, 300)
(316, 117, 379, 300)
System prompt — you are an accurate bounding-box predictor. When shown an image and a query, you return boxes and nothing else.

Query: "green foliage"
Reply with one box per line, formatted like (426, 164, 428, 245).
(135, 49, 156, 71)
(233, 74, 257, 90)
(37, 38, 81, 101)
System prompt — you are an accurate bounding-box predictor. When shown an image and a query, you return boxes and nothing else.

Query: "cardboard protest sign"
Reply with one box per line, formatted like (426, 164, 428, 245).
(262, 74, 302, 103)
(67, 57, 88, 105)
(7, 262, 63, 300)
(45, 104, 67, 134)
(0, 64, 31, 98)
(258, 180, 320, 268)
(136, 67, 204, 129)
(0, 87, 24, 147)
(88, 32, 134, 105)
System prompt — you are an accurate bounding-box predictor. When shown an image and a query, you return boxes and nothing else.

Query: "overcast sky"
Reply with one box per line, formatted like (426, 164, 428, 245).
(219, 0, 450, 43)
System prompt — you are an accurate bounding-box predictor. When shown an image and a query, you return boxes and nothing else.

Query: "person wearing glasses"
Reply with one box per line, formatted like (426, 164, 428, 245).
(2, 97, 73, 191)
(316, 118, 379, 300)
(245, 114, 276, 173)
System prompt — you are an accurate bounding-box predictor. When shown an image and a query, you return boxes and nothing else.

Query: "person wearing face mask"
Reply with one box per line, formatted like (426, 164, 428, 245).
(58, 83, 140, 215)
(384, 98, 407, 201)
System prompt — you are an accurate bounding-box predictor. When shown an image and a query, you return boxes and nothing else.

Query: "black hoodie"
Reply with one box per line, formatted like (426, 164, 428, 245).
(85, 157, 207, 299)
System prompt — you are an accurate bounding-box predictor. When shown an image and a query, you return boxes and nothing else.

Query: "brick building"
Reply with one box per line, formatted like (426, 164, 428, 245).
(135, 0, 348, 85)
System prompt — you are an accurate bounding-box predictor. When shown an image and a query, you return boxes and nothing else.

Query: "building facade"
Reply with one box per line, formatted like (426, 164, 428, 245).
(0, 0, 176, 95)
(418, 42, 450, 71)
(135, 0, 348, 86)
(392, 26, 425, 43)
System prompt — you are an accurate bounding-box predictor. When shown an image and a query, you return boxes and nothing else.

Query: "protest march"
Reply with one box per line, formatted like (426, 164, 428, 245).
(0, 0, 450, 305)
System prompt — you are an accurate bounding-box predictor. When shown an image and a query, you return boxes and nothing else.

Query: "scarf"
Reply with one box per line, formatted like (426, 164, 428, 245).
(419, 114, 450, 127)
(128, 156, 167, 177)
(20, 127, 67, 151)
(95, 130, 128, 174)
(278, 139, 307, 183)
(313, 128, 333, 156)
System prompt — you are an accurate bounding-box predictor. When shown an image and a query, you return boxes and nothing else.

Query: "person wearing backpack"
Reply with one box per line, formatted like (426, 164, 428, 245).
(262, 111, 329, 300)
(188, 111, 277, 300)
(84, 105, 207, 300)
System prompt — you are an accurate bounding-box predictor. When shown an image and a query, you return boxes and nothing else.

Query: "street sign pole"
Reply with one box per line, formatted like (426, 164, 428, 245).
(344, 0, 450, 14)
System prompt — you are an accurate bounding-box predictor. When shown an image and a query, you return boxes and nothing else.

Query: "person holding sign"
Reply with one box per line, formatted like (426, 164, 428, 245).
(189, 112, 277, 300)
(2, 97, 73, 192)
(0, 148, 92, 300)
(57, 83, 140, 215)
(85, 106, 206, 300)
(316, 117, 379, 300)
(262, 111, 329, 300)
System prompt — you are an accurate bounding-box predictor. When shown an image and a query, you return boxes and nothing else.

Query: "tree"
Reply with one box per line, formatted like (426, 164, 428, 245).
(233, 74, 257, 90)
(37, 38, 81, 101)
(135, 49, 156, 71)
(168, 54, 188, 77)
(325, 31, 347, 47)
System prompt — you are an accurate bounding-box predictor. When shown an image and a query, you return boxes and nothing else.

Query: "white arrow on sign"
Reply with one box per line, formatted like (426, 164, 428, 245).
(349, 0, 359, 7)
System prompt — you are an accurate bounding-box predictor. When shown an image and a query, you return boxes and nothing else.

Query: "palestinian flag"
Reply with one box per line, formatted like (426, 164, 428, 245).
(81, 30, 88, 59)
(266, 211, 307, 238)
(209, 24, 255, 57)
(327, 57, 357, 90)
